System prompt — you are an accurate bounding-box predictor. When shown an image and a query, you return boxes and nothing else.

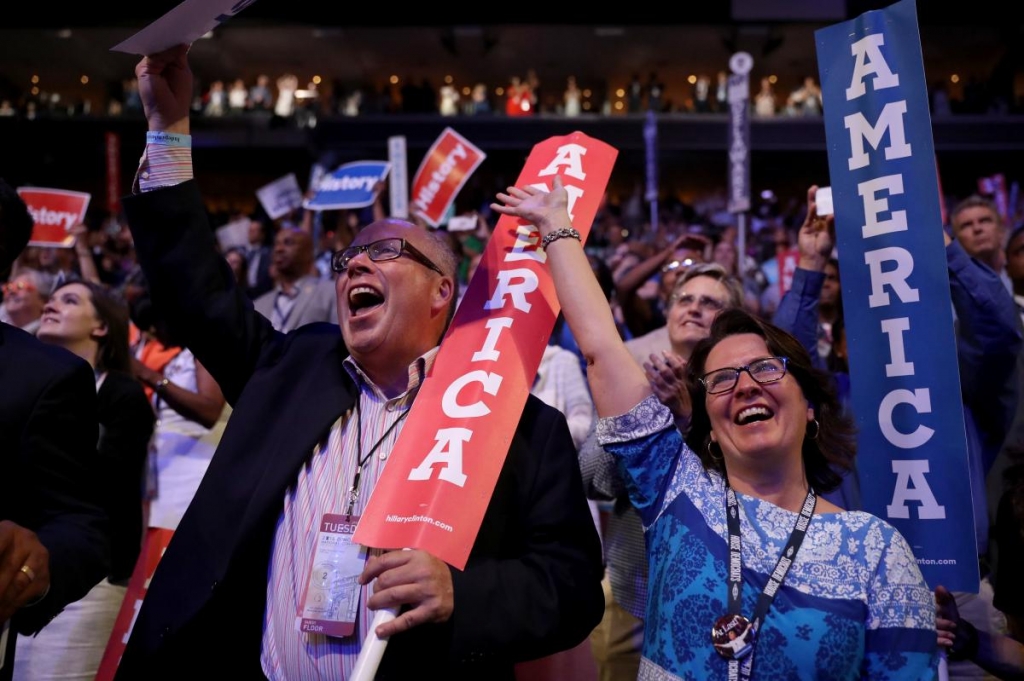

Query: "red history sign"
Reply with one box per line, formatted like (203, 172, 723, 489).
(409, 127, 485, 228)
(16, 187, 91, 248)
(353, 132, 618, 569)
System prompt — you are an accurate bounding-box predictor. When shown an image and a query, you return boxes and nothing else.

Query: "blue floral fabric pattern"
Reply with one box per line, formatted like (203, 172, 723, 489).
(598, 395, 938, 680)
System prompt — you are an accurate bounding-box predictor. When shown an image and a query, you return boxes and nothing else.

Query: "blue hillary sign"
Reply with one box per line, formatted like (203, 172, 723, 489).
(304, 161, 391, 211)
(816, 0, 977, 591)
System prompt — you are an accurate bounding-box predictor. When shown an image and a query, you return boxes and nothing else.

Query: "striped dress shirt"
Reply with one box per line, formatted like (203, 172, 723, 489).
(260, 348, 437, 680)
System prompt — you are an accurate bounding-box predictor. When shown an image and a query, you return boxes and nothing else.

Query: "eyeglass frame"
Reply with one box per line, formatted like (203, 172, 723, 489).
(662, 257, 697, 274)
(1, 280, 38, 296)
(331, 238, 444, 276)
(699, 356, 790, 394)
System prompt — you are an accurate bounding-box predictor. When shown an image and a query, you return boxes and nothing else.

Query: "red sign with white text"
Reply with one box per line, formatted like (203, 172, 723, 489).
(779, 247, 800, 296)
(16, 187, 91, 248)
(409, 127, 486, 228)
(95, 528, 174, 681)
(353, 132, 618, 569)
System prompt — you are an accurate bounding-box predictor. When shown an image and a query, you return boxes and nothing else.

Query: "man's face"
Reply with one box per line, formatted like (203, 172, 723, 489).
(272, 228, 311, 279)
(954, 205, 1004, 266)
(2, 274, 44, 324)
(248, 220, 264, 246)
(336, 220, 453, 371)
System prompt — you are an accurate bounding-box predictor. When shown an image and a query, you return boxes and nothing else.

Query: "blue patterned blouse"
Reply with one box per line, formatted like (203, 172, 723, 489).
(597, 395, 938, 680)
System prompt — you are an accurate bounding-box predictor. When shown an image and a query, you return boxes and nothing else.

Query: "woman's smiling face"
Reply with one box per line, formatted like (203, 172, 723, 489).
(704, 333, 813, 469)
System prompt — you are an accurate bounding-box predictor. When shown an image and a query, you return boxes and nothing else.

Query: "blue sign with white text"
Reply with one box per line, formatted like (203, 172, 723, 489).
(816, 0, 977, 591)
(304, 161, 391, 211)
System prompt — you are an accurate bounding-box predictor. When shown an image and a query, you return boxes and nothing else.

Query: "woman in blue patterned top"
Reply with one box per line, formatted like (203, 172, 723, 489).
(492, 177, 937, 680)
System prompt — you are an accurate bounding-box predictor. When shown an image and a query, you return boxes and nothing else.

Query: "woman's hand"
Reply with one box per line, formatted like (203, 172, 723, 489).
(491, 174, 571, 238)
(643, 351, 691, 425)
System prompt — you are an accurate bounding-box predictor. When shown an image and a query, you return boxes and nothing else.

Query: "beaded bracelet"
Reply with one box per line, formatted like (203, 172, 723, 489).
(541, 227, 581, 249)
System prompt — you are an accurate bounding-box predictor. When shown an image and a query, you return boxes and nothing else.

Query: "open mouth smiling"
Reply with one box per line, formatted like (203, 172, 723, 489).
(735, 406, 773, 425)
(348, 285, 384, 317)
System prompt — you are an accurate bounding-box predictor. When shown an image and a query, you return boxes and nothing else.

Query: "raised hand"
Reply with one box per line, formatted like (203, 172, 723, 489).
(491, 174, 571, 238)
(135, 43, 193, 134)
(643, 351, 691, 425)
(797, 185, 835, 271)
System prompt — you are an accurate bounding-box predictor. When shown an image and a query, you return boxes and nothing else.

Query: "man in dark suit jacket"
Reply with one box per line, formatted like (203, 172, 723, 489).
(245, 217, 274, 300)
(0, 180, 109, 680)
(114, 46, 603, 680)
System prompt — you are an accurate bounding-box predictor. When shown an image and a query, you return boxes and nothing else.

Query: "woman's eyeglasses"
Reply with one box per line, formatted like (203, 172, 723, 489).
(700, 356, 789, 394)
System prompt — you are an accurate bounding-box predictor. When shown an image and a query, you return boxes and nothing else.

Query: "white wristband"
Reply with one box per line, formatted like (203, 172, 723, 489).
(146, 131, 192, 147)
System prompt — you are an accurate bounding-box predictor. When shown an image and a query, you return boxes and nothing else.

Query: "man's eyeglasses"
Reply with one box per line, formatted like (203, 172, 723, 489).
(662, 258, 697, 274)
(700, 356, 789, 394)
(1, 280, 37, 296)
(671, 292, 726, 313)
(331, 238, 444, 275)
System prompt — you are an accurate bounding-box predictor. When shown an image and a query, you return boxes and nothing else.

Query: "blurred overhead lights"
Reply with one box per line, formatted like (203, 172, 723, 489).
(951, 74, 960, 83)
(56, 28, 72, 39)
(31, 75, 39, 84)
(615, 88, 625, 98)
(389, 75, 399, 84)
(312, 75, 321, 84)
(80, 75, 89, 84)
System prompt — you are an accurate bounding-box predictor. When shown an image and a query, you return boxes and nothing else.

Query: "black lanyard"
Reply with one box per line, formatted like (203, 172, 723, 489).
(344, 398, 409, 518)
(721, 484, 816, 679)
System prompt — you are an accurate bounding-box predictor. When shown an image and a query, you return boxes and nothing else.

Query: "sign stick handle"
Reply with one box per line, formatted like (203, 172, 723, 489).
(350, 606, 399, 681)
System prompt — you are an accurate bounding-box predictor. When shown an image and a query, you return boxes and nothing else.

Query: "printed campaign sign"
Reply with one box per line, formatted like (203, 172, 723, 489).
(215, 217, 251, 251)
(95, 528, 175, 681)
(817, 0, 977, 590)
(16, 187, 91, 248)
(388, 136, 410, 219)
(409, 128, 486, 228)
(727, 52, 753, 214)
(256, 173, 303, 220)
(353, 132, 618, 570)
(778, 247, 800, 296)
(111, 0, 260, 55)
(303, 161, 390, 211)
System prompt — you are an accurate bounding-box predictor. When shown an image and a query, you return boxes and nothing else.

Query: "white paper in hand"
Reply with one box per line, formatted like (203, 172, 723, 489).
(815, 186, 834, 216)
(111, 0, 260, 55)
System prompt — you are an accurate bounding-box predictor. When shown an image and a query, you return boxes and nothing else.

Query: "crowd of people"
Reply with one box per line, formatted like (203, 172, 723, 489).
(2, 62, 1014, 123)
(2, 39, 1024, 681)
